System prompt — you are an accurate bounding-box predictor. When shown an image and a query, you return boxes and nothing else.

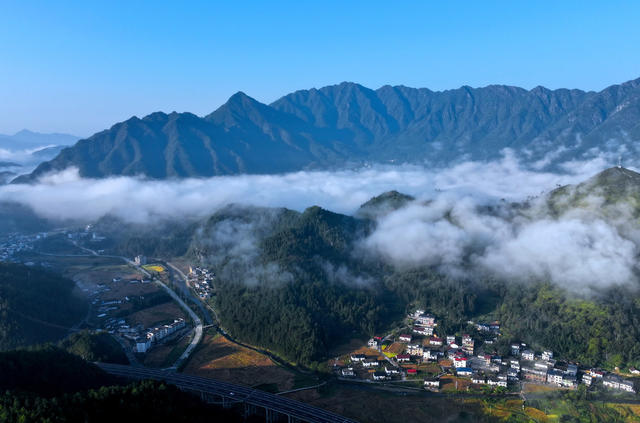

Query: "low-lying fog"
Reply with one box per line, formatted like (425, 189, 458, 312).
(1, 149, 637, 292)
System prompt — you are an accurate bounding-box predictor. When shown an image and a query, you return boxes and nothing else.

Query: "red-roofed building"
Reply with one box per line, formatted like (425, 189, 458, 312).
(397, 354, 411, 362)
(399, 334, 412, 343)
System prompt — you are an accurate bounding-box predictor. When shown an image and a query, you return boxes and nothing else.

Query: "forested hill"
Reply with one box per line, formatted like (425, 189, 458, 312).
(0, 262, 87, 350)
(179, 169, 640, 368)
(548, 166, 640, 215)
(0, 347, 247, 422)
(16, 76, 640, 182)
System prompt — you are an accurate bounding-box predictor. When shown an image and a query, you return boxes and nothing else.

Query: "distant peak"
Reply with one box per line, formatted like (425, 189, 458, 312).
(14, 129, 37, 136)
(227, 91, 258, 103)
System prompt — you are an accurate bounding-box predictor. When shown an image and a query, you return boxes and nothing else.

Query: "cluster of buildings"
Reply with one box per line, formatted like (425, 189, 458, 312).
(0, 232, 42, 261)
(341, 310, 638, 395)
(135, 318, 186, 353)
(340, 350, 406, 382)
(188, 266, 214, 299)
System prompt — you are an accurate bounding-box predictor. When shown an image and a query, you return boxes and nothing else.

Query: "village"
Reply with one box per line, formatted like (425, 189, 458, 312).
(334, 309, 637, 395)
(186, 265, 215, 300)
(0, 231, 42, 261)
(4, 227, 639, 397)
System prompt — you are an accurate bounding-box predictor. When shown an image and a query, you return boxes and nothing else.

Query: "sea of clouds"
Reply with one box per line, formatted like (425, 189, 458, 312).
(0, 149, 637, 292)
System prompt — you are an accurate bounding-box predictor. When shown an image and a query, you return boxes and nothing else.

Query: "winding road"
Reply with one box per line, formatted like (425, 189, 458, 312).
(38, 242, 204, 369)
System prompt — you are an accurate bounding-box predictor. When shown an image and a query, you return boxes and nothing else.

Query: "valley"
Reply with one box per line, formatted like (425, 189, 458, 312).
(4, 166, 640, 422)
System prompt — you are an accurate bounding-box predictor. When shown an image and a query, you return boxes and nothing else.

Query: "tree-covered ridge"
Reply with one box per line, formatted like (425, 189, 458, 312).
(547, 166, 640, 216)
(58, 331, 129, 365)
(496, 283, 640, 369)
(18, 77, 640, 182)
(0, 346, 114, 397)
(356, 190, 415, 220)
(0, 347, 247, 422)
(210, 205, 388, 364)
(0, 262, 87, 350)
(205, 190, 640, 368)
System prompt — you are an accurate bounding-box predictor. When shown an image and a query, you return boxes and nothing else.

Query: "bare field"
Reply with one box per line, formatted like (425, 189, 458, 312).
(183, 333, 298, 392)
(287, 386, 483, 423)
(127, 301, 186, 328)
(98, 281, 157, 301)
(440, 375, 472, 392)
(143, 331, 192, 368)
(327, 338, 368, 357)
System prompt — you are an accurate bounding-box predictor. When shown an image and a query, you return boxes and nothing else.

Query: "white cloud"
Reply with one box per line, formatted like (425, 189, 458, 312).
(2, 149, 637, 292)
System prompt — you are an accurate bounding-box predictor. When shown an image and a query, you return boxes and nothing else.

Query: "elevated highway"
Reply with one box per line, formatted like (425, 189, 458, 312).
(97, 363, 358, 423)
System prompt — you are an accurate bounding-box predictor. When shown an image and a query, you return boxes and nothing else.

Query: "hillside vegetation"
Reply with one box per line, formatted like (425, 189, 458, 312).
(58, 331, 129, 365)
(0, 262, 87, 350)
(0, 347, 249, 422)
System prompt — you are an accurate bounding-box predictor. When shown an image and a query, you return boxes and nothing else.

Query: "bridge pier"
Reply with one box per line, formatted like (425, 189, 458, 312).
(265, 408, 277, 423)
(244, 403, 257, 419)
(222, 395, 232, 409)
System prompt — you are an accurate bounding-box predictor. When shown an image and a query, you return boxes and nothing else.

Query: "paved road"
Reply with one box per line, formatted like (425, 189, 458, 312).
(164, 261, 214, 325)
(154, 279, 203, 369)
(97, 363, 358, 423)
(48, 243, 204, 369)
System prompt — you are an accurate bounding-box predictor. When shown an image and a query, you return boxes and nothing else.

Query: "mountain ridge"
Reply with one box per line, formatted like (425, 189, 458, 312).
(15, 77, 640, 182)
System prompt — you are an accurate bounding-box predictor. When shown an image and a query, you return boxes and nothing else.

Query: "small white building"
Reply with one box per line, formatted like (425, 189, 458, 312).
(350, 354, 366, 362)
(341, 368, 355, 377)
(454, 357, 468, 368)
(424, 378, 440, 389)
(373, 371, 388, 381)
(542, 350, 554, 361)
(547, 369, 564, 386)
(135, 337, 151, 353)
(521, 350, 534, 361)
(398, 334, 412, 343)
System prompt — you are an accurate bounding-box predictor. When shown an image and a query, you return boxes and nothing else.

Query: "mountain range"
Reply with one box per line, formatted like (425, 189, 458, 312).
(15, 77, 640, 182)
(0, 130, 78, 151)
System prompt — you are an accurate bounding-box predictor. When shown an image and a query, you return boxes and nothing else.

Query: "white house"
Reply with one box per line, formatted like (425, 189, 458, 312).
(385, 366, 400, 375)
(407, 344, 424, 356)
(487, 378, 507, 387)
(521, 350, 534, 361)
(424, 378, 440, 389)
(413, 326, 433, 336)
(341, 368, 355, 377)
(542, 350, 553, 361)
(416, 313, 436, 326)
(135, 337, 151, 353)
(373, 371, 388, 381)
(472, 376, 486, 384)
(547, 369, 564, 386)
(456, 367, 473, 377)
(398, 334, 412, 343)
(454, 357, 468, 368)
(350, 354, 366, 362)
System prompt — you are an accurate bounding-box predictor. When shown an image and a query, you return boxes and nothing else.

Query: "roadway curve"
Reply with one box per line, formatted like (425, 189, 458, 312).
(97, 363, 358, 423)
(154, 279, 202, 369)
(62, 242, 204, 369)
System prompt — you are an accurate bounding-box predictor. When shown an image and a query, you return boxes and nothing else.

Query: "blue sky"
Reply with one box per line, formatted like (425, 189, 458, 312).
(1, 1, 639, 137)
